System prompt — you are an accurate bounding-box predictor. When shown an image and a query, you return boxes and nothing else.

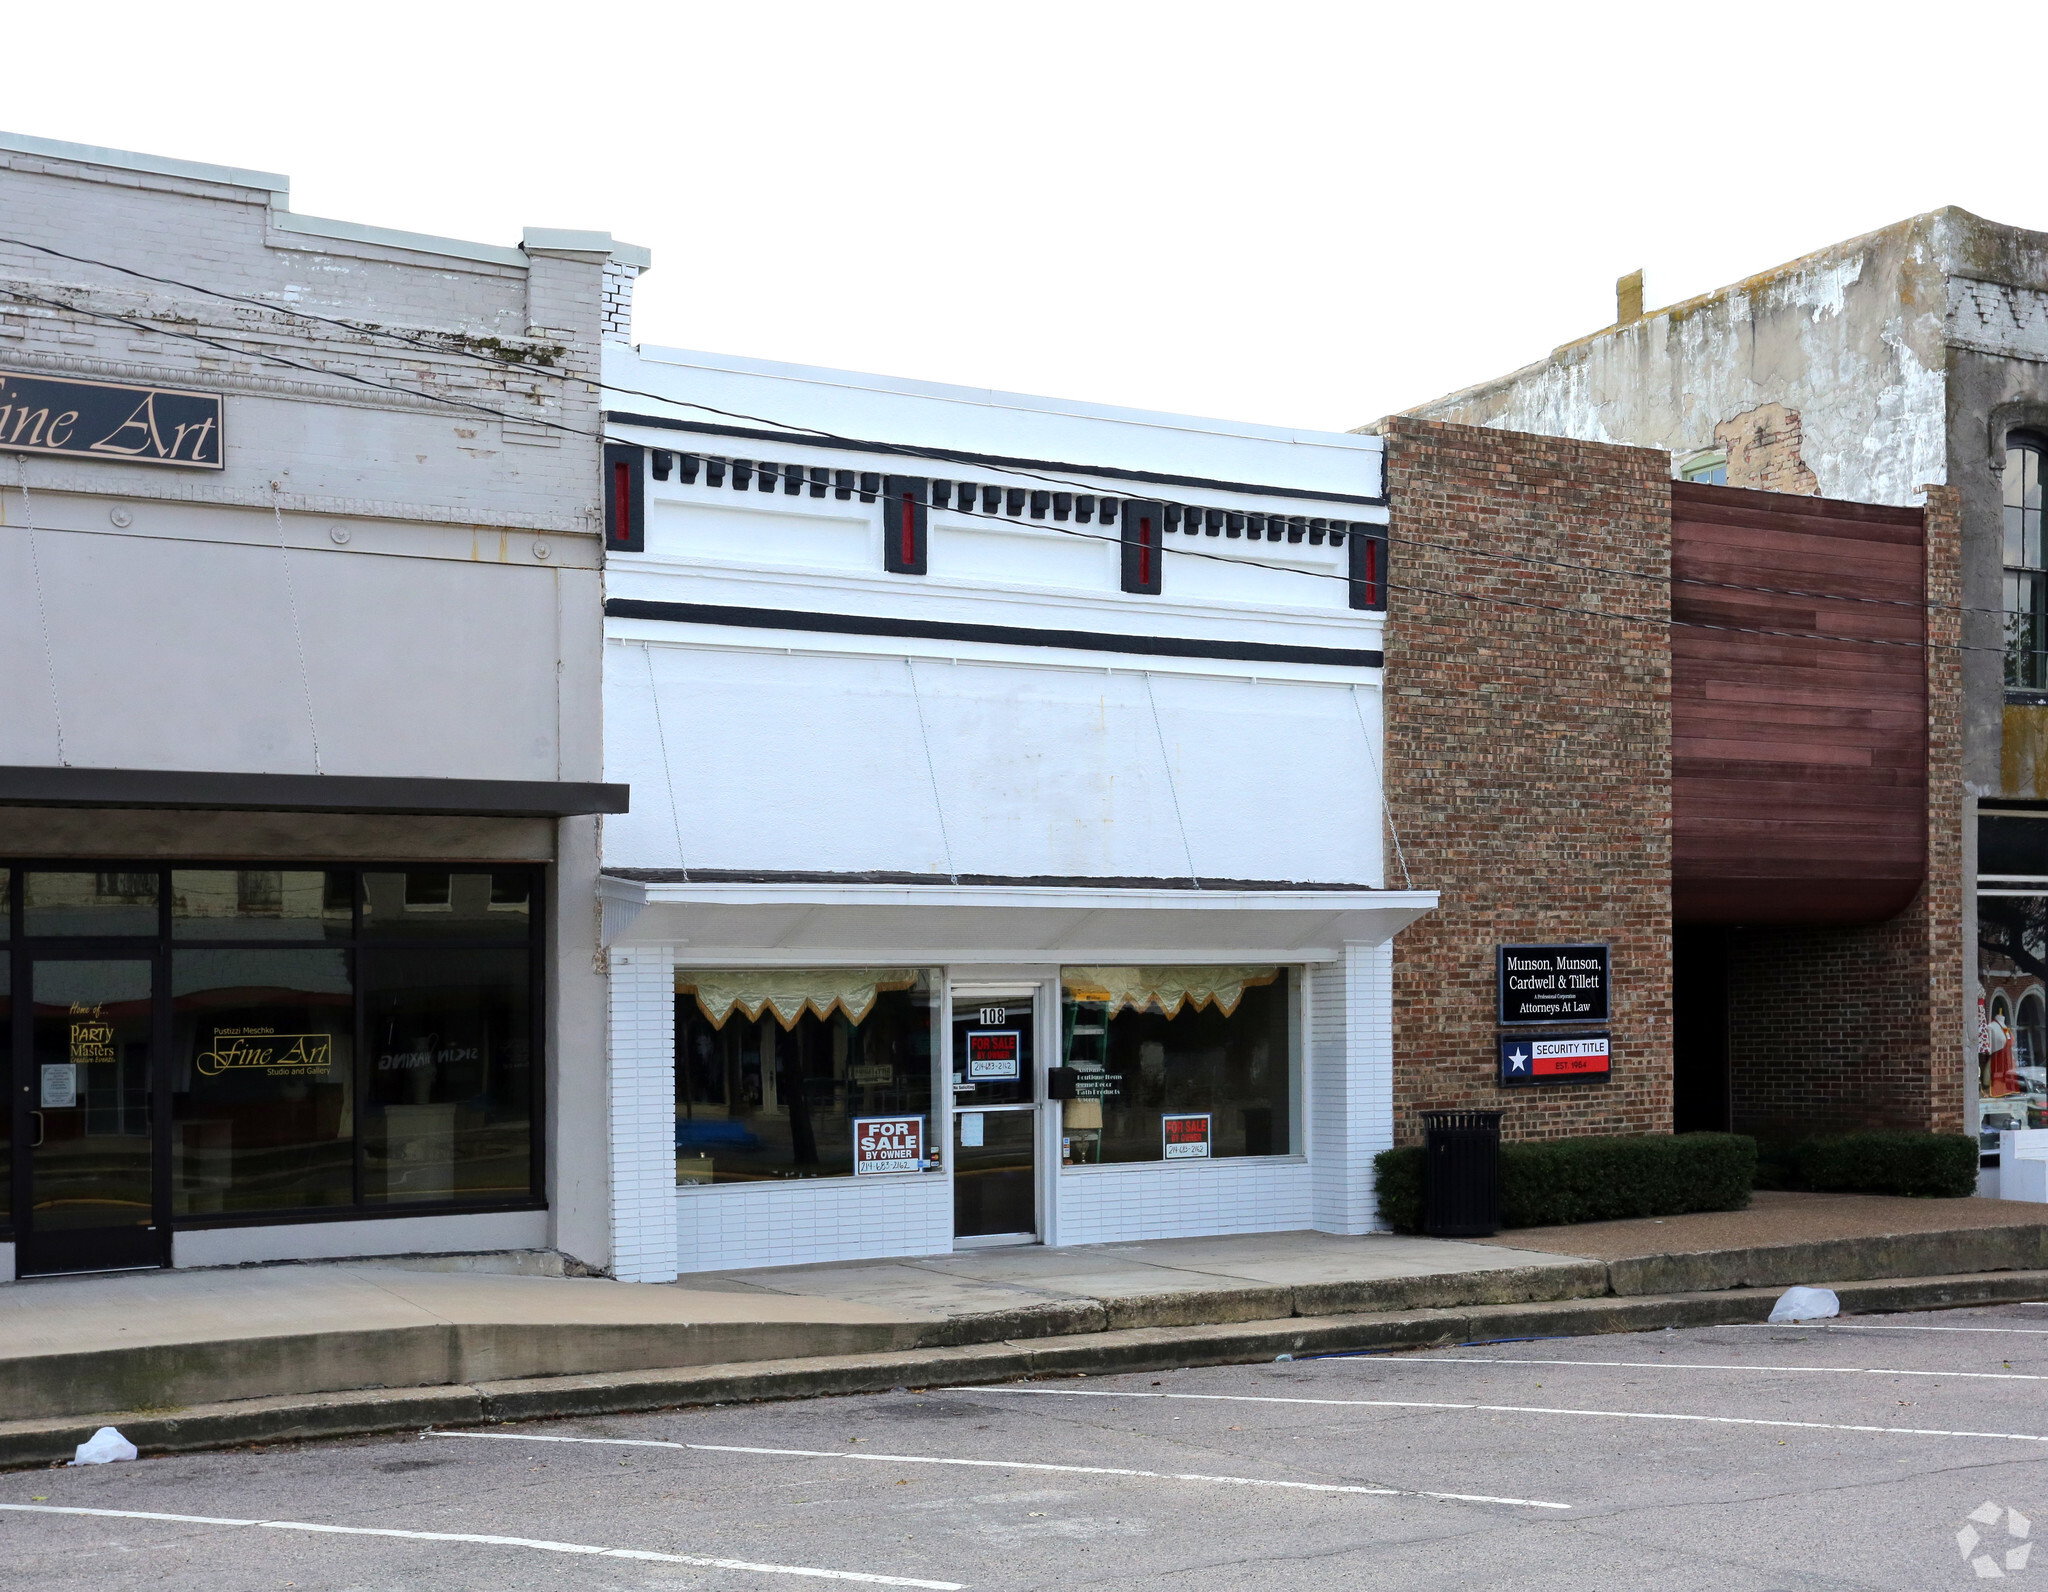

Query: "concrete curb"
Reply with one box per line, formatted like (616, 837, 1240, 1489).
(7, 1266, 2045, 1471)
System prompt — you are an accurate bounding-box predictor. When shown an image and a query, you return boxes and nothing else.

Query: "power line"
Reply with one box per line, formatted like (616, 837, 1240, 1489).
(0, 237, 2002, 626)
(0, 287, 1994, 655)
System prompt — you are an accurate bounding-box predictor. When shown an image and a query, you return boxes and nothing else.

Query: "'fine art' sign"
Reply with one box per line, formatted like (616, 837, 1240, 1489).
(1498, 1033, 1611, 1087)
(0, 370, 224, 469)
(853, 1115, 926, 1175)
(1497, 944, 1611, 1025)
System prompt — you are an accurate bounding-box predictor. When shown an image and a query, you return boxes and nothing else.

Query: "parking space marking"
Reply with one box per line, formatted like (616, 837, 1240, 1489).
(426, 1428, 1571, 1510)
(1802, 1324, 2048, 1336)
(964, 1385, 2048, 1446)
(1414, 1356, 2048, 1381)
(0, 1502, 961, 1588)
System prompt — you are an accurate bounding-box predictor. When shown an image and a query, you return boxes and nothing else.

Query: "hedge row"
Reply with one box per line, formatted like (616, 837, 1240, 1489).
(1372, 1133, 1756, 1233)
(1796, 1131, 1978, 1198)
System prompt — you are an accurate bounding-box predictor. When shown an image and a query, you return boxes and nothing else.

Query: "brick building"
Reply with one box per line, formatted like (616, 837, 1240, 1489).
(1375, 416, 1960, 1154)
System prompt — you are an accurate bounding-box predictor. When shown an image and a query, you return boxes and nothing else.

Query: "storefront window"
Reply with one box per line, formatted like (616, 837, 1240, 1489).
(674, 969, 938, 1184)
(0, 863, 542, 1232)
(1979, 892, 2048, 1148)
(1059, 966, 1293, 1165)
(171, 949, 354, 1214)
(364, 949, 534, 1204)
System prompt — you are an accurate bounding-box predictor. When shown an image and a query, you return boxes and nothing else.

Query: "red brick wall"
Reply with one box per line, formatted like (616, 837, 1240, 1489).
(1380, 418, 1674, 1144)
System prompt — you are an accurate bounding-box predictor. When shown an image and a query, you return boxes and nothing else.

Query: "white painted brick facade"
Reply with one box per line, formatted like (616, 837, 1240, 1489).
(677, 1175, 953, 1272)
(1054, 1158, 1314, 1245)
(602, 261, 638, 345)
(614, 942, 1397, 1272)
(608, 945, 680, 1281)
(1310, 942, 1395, 1233)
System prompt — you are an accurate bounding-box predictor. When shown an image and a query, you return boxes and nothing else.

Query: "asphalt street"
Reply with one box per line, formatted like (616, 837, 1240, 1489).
(10, 1303, 2048, 1589)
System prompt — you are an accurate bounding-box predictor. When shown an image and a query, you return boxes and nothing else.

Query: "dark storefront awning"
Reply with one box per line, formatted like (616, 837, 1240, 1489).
(0, 766, 629, 819)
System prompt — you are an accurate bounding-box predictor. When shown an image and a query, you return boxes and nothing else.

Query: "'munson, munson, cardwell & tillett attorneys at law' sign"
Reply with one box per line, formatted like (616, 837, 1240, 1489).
(0, 370, 224, 469)
(1497, 944, 1610, 1025)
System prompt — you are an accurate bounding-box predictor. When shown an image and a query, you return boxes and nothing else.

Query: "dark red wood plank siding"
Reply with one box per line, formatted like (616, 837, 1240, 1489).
(1670, 480, 1927, 924)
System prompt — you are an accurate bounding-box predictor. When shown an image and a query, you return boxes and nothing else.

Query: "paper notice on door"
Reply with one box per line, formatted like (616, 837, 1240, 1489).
(960, 1112, 984, 1147)
(41, 1063, 77, 1109)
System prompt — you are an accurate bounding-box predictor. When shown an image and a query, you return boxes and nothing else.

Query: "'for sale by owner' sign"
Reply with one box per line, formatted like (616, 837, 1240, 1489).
(1497, 944, 1610, 1025)
(853, 1115, 925, 1175)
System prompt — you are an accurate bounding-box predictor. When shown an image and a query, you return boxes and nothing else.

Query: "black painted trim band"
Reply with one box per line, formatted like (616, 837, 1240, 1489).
(605, 597, 1383, 669)
(602, 410, 1388, 508)
(0, 767, 630, 817)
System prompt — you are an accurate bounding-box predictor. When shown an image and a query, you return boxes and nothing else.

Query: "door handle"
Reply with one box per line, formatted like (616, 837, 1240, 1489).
(30, 1111, 44, 1148)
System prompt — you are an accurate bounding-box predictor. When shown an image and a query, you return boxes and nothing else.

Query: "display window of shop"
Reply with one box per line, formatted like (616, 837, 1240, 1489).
(1978, 890, 2048, 1148)
(2, 864, 544, 1239)
(674, 968, 940, 1184)
(1057, 966, 1295, 1166)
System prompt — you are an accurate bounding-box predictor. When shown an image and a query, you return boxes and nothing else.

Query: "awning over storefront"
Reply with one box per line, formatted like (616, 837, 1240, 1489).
(599, 870, 1436, 963)
(0, 766, 629, 818)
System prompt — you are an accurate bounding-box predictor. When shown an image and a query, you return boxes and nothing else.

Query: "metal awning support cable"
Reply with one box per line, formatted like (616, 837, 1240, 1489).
(1144, 670, 1201, 889)
(904, 658, 959, 883)
(1351, 684, 1412, 890)
(644, 642, 690, 880)
(16, 456, 66, 766)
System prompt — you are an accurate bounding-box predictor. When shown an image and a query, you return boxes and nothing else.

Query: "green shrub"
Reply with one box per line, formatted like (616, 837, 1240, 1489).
(1797, 1131, 1977, 1198)
(1374, 1133, 1755, 1233)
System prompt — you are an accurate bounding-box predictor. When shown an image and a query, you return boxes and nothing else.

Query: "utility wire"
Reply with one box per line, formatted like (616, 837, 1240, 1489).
(0, 288, 1995, 655)
(0, 238, 2003, 622)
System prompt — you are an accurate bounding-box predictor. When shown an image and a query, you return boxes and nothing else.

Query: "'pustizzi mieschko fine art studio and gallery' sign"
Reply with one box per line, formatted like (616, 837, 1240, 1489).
(1497, 944, 1610, 1025)
(0, 370, 224, 469)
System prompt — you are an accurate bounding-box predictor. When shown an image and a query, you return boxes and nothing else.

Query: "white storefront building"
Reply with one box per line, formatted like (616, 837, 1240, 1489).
(595, 342, 1434, 1280)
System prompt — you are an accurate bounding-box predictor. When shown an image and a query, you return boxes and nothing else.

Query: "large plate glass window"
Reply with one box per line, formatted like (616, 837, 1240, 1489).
(674, 969, 939, 1184)
(1058, 966, 1293, 1165)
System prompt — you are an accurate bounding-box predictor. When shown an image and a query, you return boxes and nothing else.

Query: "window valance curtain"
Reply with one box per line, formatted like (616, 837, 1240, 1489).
(1060, 966, 1281, 1019)
(676, 968, 919, 1031)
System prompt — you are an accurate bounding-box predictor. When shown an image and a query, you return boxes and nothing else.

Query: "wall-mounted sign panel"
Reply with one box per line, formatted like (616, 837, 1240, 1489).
(0, 370, 224, 469)
(1497, 944, 1610, 1025)
(1498, 1033, 1611, 1087)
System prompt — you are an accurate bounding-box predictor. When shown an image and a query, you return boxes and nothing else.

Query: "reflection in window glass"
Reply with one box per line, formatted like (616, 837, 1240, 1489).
(0, 957, 9, 1222)
(1981, 894, 2048, 1147)
(24, 871, 159, 936)
(361, 871, 532, 940)
(171, 871, 352, 941)
(363, 949, 533, 1204)
(674, 971, 938, 1183)
(1060, 967, 1293, 1165)
(171, 950, 354, 1213)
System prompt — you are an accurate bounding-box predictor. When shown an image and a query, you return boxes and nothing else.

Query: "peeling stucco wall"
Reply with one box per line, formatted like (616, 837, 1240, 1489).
(1397, 212, 1954, 508)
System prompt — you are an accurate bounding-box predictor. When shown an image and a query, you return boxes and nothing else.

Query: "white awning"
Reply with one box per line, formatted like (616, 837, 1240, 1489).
(600, 875, 1436, 965)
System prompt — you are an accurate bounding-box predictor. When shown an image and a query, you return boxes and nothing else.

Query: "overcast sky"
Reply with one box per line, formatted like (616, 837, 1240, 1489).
(4, 2, 1989, 435)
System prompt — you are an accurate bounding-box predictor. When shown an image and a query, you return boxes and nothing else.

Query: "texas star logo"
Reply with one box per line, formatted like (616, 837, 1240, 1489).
(1506, 1047, 1531, 1074)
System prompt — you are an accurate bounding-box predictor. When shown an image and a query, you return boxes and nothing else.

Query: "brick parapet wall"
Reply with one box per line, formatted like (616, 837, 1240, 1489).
(1380, 417, 1674, 1144)
(1723, 485, 1965, 1138)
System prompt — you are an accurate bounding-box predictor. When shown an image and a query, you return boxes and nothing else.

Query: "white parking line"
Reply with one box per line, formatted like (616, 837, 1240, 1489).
(1800, 1324, 2048, 1337)
(1407, 1356, 2048, 1381)
(962, 1385, 2048, 1446)
(0, 1502, 960, 1589)
(426, 1428, 1571, 1511)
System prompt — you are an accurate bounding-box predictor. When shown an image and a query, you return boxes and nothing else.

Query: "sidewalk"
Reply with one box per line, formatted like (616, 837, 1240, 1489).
(4, 1192, 2048, 1464)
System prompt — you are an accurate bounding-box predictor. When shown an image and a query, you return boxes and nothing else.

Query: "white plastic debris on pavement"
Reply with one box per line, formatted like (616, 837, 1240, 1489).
(69, 1427, 138, 1466)
(1768, 1286, 1841, 1323)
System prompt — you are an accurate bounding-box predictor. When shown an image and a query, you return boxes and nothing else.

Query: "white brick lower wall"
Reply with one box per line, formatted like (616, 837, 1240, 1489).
(608, 945, 680, 1281)
(677, 1175, 953, 1272)
(1053, 1158, 1313, 1245)
(1309, 942, 1395, 1234)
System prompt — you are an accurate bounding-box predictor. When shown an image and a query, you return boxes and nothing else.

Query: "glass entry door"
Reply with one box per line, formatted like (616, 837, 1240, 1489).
(951, 988, 1038, 1244)
(16, 957, 164, 1275)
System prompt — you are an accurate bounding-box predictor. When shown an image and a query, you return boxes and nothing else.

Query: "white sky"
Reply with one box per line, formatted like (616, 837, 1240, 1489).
(4, 1, 1979, 436)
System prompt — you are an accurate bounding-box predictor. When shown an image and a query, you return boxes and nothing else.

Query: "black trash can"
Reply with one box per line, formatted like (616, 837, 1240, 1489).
(1421, 1109, 1503, 1237)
